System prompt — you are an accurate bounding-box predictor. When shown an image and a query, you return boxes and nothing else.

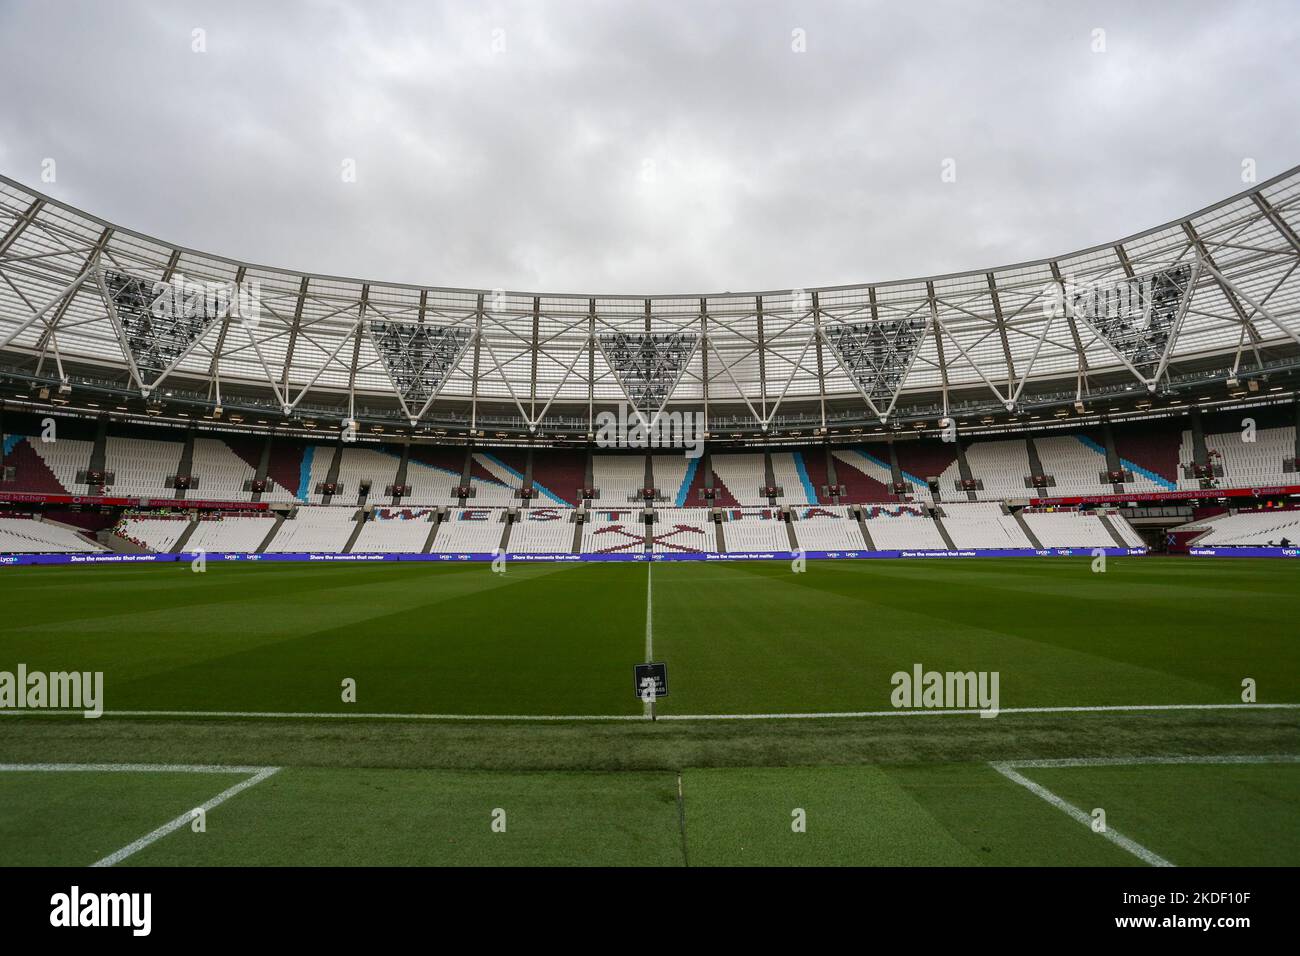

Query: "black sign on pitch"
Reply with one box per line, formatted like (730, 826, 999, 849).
(633, 662, 668, 699)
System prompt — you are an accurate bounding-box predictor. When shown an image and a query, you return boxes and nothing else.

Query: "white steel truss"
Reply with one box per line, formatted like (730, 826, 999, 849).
(0, 166, 1297, 431)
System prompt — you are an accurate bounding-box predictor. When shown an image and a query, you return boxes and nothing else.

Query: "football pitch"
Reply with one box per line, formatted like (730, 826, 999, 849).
(1, 557, 1298, 866)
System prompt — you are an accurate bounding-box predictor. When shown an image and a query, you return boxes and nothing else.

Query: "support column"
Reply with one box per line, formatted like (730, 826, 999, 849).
(280, 277, 310, 410)
(699, 298, 710, 434)
(812, 291, 828, 430)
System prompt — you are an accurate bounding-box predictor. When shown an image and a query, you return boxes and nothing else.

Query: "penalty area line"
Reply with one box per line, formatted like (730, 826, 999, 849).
(989, 761, 1174, 867)
(2, 703, 1296, 722)
(1000, 754, 1300, 770)
(0, 762, 275, 774)
(988, 754, 1300, 868)
(91, 766, 280, 868)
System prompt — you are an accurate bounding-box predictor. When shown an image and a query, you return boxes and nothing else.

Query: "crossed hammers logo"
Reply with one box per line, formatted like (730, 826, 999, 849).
(591, 522, 707, 553)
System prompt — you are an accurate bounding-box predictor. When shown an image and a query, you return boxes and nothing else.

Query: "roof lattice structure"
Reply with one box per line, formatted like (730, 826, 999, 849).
(1, 167, 1298, 433)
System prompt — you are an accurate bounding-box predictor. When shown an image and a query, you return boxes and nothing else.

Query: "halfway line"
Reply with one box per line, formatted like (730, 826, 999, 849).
(644, 561, 654, 718)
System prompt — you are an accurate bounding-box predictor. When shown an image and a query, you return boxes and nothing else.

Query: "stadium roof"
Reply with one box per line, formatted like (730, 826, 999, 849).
(1, 167, 1298, 437)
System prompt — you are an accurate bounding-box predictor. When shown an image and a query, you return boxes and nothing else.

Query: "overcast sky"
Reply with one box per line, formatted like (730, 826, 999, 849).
(0, 0, 1297, 295)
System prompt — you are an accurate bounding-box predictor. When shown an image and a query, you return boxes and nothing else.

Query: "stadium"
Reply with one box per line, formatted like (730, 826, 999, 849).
(1, 162, 1298, 872)
(1, 1, 1299, 906)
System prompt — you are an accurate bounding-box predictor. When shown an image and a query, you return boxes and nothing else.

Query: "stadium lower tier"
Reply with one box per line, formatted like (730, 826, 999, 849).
(0, 502, 1163, 556)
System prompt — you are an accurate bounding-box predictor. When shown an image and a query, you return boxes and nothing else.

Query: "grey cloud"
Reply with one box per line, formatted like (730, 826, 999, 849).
(0, 0, 1296, 294)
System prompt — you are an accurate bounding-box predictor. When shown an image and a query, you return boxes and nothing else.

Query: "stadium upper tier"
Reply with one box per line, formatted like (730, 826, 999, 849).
(1, 167, 1299, 437)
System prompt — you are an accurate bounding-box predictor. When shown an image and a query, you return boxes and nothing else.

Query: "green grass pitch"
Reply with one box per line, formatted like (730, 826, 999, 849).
(1, 557, 1297, 865)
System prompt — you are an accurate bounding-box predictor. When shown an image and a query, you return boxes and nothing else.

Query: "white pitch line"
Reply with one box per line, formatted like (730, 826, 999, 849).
(651, 702, 1300, 721)
(1002, 754, 1300, 770)
(989, 761, 1174, 867)
(2, 702, 1296, 721)
(90, 766, 280, 868)
(3, 710, 649, 721)
(0, 763, 271, 774)
(644, 561, 654, 718)
(645, 560, 654, 661)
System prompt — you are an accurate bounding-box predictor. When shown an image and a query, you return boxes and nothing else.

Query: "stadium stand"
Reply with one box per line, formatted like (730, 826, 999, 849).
(937, 502, 1032, 549)
(429, 508, 507, 552)
(115, 513, 191, 552)
(721, 508, 791, 552)
(1206, 425, 1295, 487)
(960, 439, 1032, 501)
(592, 454, 646, 504)
(103, 436, 184, 497)
(710, 454, 769, 506)
(1111, 420, 1181, 491)
(264, 506, 359, 552)
(0, 437, 70, 494)
(675, 452, 711, 506)
(189, 437, 256, 502)
(529, 450, 586, 505)
(262, 439, 307, 503)
(508, 508, 576, 552)
(331, 446, 402, 505)
(300, 445, 339, 504)
(770, 451, 817, 505)
(0, 407, 1289, 559)
(581, 507, 647, 553)
(471, 450, 526, 505)
(1175, 508, 1300, 546)
(649, 507, 714, 553)
(0, 515, 104, 552)
(184, 514, 278, 553)
(28, 437, 95, 493)
(832, 448, 899, 502)
(351, 508, 435, 553)
(789, 505, 866, 550)
(1176, 428, 1200, 491)
(1020, 508, 1123, 548)
(1107, 511, 1146, 547)
(797, 450, 834, 504)
(404, 446, 466, 506)
(1031, 435, 1109, 496)
(864, 505, 948, 549)
(893, 440, 957, 501)
(650, 453, 692, 505)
